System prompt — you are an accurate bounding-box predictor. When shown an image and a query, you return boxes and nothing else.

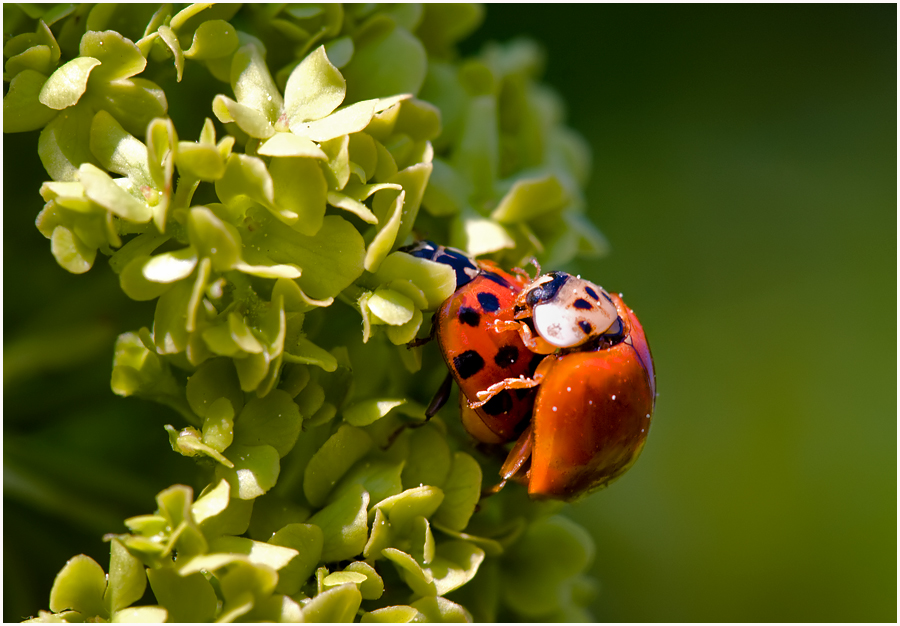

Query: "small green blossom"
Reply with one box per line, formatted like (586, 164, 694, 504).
(8, 3, 610, 623)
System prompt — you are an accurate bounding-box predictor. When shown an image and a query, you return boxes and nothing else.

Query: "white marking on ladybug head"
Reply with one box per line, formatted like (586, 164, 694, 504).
(527, 273, 619, 348)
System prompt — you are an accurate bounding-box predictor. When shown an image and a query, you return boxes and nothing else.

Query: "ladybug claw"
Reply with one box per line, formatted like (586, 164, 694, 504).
(481, 479, 508, 498)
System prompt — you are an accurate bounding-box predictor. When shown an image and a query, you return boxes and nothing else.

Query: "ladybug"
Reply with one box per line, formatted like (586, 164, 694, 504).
(405, 243, 656, 501)
(473, 271, 656, 501)
(404, 241, 540, 444)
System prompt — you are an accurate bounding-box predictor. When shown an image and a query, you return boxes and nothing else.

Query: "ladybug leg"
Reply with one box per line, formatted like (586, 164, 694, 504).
(468, 371, 545, 408)
(383, 370, 452, 449)
(490, 318, 554, 354)
(425, 370, 454, 418)
(470, 354, 556, 408)
(407, 313, 437, 348)
(482, 422, 534, 497)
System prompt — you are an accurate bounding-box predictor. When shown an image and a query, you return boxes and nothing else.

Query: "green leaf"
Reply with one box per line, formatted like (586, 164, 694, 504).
(142, 248, 198, 283)
(323, 571, 367, 587)
(187, 206, 242, 271)
(5, 43, 54, 78)
(184, 19, 239, 60)
(195, 482, 253, 538)
(343, 17, 426, 101)
(156, 25, 184, 82)
(269, 523, 323, 595)
(433, 452, 482, 531)
(50, 225, 96, 274)
(344, 561, 384, 600)
(38, 103, 96, 181)
(175, 142, 226, 180)
(372, 251, 456, 310)
(491, 174, 569, 223)
(243, 213, 366, 300)
(216, 444, 281, 499)
(105, 539, 146, 614)
(366, 287, 414, 325)
(371, 485, 444, 537)
(284, 45, 345, 126)
(89, 110, 152, 188)
(215, 153, 275, 211)
(218, 561, 278, 621)
(386, 161, 432, 249)
(326, 191, 378, 224)
(191, 479, 231, 525)
(48, 554, 107, 617)
(186, 357, 245, 418)
(307, 483, 370, 562)
(284, 336, 339, 372)
(422, 158, 468, 216)
(500, 515, 596, 617)
(232, 390, 303, 457)
(257, 132, 327, 159)
(427, 540, 486, 596)
(343, 398, 407, 427)
(453, 94, 498, 202)
(208, 535, 299, 572)
(79, 163, 151, 223)
(382, 548, 433, 596)
(111, 606, 168, 622)
(92, 77, 168, 138)
(331, 458, 405, 506)
(293, 99, 378, 143)
(362, 507, 392, 560)
(212, 94, 275, 138)
(231, 43, 283, 125)
(361, 605, 419, 623)
(450, 211, 515, 257)
(3, 69, 57, 132)
(409, 596, 473, 622)
(299, 583, 362, 623)
(303, 424, 373, 507)
(79, 30, 146, 82)
(39, 57, 100, 109)
(269, 156, 328, 234)
(364, 189, 405, 272)
(401, 423, 452, 491)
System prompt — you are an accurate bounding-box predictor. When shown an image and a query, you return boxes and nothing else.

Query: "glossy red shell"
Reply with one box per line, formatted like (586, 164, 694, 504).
(434, 261, 537, 443)
(527, 293, 655, 500)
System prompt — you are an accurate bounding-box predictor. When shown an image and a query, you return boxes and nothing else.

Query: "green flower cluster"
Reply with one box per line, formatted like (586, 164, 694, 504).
(6, 3, 604, 622)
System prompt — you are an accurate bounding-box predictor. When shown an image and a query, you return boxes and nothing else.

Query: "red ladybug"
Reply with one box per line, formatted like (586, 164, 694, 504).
(475, 272, 656, 500)
(404, 242, 540, 444)
(406, 244, 656, 501)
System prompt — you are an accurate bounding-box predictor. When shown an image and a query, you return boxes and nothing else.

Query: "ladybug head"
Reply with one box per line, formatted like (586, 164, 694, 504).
(521, 272, 620, 349)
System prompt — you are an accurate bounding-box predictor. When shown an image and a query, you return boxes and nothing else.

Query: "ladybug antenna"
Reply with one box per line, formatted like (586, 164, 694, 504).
(513, 257, 542, 282)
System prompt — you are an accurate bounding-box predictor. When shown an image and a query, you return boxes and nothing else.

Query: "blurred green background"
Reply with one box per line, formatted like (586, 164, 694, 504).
(4, 4, 895, 622)
(463, 4, 896, 622)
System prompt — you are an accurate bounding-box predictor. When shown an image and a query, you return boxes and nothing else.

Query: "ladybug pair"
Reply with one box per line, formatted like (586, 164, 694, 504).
(406, 242, 656, 502)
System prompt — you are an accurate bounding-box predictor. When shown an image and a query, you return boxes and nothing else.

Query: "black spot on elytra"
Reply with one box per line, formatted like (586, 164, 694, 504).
(574, 298, 593, 310)
(458, 306, 481, 327)
(481, 390, 513, 416)
(579, 321, 593, 334)
(476, 292, 500, 312)
(494, 345, 519, 368)
(481, 271, 513, 289)
(585, 286, 599, 300)
(453, 350, 485, 379)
